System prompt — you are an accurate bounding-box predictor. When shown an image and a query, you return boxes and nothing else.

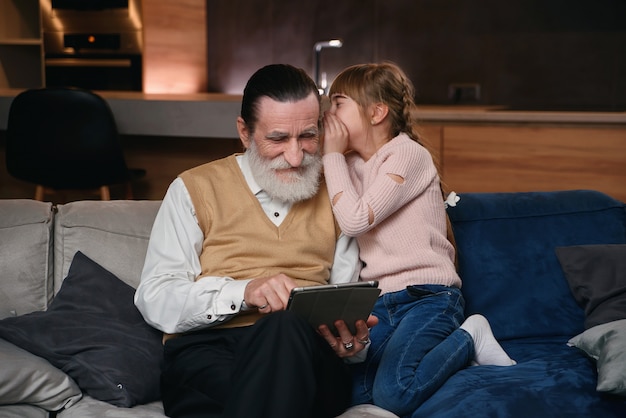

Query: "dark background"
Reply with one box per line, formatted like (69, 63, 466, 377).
(206, 0, 626, 110)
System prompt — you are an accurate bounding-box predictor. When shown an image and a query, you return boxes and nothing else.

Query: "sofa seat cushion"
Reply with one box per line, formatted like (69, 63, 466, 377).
(56, 396, 165, 418)
(413, 339, 626, 417)
(54, 397, 401, 418)
(336, 405, 400, 418)
(447, 190, 626, 341)
(0, 252, 163, 408)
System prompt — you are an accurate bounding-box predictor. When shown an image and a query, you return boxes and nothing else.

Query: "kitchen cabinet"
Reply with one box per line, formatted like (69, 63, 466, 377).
(435, 125, 626, 203)
(418, 124, 443, 171)
(0, 0, 44, 89)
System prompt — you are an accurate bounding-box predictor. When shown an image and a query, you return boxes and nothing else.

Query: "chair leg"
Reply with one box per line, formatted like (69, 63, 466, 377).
(34, 185, 45, 201)
(100, 186, 111, 200)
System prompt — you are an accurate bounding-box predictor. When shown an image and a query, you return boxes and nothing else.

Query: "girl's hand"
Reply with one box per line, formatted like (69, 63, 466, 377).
(322, 111, 350, 155)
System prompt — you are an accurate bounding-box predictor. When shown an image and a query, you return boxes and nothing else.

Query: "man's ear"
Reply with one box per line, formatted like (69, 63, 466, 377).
(237, 116, 251, 149)
(371, 103, 389, 125)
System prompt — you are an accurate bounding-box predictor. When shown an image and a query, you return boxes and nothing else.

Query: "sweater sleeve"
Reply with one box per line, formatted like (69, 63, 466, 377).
(323, 138, 438, 237)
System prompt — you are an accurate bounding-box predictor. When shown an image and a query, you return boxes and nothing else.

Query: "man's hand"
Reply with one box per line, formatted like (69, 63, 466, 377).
(244, 273, 297, 313)
(318, 314, 379, 358)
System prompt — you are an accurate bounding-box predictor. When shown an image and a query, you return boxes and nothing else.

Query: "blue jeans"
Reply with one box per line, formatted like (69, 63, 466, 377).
(350, 285, 473, 417)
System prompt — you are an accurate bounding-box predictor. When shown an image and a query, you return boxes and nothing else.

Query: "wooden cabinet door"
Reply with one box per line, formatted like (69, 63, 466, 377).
(442, 125, 626, 202)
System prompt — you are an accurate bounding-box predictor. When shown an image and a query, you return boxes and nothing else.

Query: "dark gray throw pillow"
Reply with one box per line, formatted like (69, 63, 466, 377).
(0, 251, 163, 408)
(556, 244, 626, 329)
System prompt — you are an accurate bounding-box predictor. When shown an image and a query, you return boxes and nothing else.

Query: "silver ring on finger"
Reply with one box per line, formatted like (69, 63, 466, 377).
(343, 341, 354, 350)
(258, 304, 268, 310)
(357, 337, 370, 345)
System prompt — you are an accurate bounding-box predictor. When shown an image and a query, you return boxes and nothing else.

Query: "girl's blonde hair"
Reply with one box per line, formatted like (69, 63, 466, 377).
(329, 62, 458, 261)
(328, 61, 424, 146)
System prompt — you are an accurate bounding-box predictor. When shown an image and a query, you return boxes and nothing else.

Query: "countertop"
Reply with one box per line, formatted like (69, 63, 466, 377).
(1, 89, 625, 138)
(415, 105, 626, 125)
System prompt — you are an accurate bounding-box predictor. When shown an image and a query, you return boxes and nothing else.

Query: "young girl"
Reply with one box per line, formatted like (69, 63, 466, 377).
(320, 62, 515, 416)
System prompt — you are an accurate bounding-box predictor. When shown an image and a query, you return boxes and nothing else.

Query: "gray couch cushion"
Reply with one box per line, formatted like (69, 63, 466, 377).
(0, 338, 82, 411)
(0, 404, 49, 418)
(54, 200, 161, 291)
(55, 398, 399, 418)
(568, 319, 626, 396)
(0, 200, 53, 318)
(57, 396, 165, 418)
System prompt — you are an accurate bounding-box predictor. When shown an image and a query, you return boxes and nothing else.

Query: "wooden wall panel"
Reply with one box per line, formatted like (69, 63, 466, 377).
(418, 124, 443, 173)
(206, 0, 376, 94)
(442, 126, 626, 202)
(139, 0, 625, 107)
(203, 0, 625, 109)
(142, 0, 207, 93)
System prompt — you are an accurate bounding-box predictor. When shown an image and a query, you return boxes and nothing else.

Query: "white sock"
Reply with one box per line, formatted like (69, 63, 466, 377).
(460, 314, 516, 366)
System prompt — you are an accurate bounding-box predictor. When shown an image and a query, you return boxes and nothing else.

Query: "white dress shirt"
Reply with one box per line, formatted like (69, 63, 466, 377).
(134, 153, 361, 334)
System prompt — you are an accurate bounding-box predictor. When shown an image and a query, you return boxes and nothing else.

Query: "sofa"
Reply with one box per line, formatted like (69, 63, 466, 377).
(0, 189, 625, 418)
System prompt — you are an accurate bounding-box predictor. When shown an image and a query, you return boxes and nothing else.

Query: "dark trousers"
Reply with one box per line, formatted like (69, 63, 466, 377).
(161, 310, 352, 418)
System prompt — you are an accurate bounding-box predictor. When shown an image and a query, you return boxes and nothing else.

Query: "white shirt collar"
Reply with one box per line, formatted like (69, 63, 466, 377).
(237, 152, 262, 196)
(236, 152, 292, 226)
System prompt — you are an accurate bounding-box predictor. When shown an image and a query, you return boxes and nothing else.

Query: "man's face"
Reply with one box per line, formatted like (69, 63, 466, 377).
(239, 93, 323, 203)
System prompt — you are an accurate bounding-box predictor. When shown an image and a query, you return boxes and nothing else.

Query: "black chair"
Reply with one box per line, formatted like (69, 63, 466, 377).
(6, 87, 145, 201)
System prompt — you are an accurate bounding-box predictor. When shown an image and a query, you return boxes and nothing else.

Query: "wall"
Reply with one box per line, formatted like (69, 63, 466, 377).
(205, 0, 626, 110)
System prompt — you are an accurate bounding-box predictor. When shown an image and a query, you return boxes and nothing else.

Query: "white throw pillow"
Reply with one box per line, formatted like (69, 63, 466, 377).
(568, 319, 626, 396)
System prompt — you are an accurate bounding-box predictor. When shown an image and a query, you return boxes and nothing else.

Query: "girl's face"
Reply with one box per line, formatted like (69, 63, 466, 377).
(329, 93, 368, 148)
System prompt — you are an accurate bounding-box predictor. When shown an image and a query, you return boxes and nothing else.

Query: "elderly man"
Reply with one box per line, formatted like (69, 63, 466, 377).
(134, 64, 375, 418)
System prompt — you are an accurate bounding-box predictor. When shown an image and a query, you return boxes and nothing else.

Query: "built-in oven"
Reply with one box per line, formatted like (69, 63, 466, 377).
(42, 0, 143, 91)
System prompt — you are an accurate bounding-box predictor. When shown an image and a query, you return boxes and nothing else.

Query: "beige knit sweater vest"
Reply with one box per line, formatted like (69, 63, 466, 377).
(179, 155, 339, 328)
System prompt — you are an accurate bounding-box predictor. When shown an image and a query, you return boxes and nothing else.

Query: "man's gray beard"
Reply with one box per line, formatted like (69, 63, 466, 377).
(247, 140, 323, 204)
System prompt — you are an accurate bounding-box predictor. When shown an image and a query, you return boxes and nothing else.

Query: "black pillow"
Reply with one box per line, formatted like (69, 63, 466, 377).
(556, 244, 626, 329)
(0, 251, 163, 407)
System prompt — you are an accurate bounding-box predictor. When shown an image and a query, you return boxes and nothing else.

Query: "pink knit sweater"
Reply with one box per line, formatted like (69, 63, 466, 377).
(322, 133, 461, 295)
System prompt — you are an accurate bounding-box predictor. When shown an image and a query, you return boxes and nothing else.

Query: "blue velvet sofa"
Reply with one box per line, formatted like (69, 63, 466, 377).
(0, 189, 625, 418)
(413, 189, 626, 418)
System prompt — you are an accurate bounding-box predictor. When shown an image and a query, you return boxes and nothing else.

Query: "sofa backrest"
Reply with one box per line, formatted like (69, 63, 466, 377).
(53, 200, 162, 294)
(0, 200, 54, 318)
(448, 190, 626, 341)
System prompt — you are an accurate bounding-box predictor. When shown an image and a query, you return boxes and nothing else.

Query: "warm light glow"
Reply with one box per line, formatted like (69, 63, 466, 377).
(128, 0, 143, 30)
(40, 0, 63, 32)
(143, 64, 206, 94)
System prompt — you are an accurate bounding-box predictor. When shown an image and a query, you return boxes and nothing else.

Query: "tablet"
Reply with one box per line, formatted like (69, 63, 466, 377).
(287, 281, 381, 335)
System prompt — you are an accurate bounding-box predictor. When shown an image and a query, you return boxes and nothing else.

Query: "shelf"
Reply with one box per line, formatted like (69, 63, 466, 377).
(0, 39, 43, 46)
(0, 0, 43, 89)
